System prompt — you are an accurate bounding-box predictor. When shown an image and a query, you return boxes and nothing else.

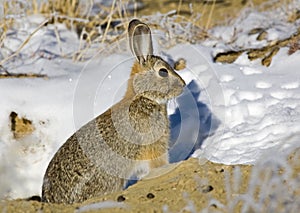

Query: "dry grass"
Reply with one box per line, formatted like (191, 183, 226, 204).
(0, 0, 210, 64)
(0, 1, 295, 66)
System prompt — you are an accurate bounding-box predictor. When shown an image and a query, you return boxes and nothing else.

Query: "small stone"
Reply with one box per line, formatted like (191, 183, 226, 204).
(174, 58, 186, 71)
(26, 195, 41, 202)
(146, 193, 155, 199)
(117, 195, 126, 202)
(210, 204, 217, 208)
(202, 185, 214, 193)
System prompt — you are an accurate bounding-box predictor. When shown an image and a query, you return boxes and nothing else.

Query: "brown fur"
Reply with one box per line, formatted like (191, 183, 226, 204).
(41, 19, 185, 204)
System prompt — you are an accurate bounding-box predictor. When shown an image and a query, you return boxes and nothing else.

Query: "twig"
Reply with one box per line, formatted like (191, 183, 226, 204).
(177, 0, 183, 15)
(0, 18, 49, 66)
(0, 72, 48, 79)
(53, 17, 64, 56)
(205, 0, 216, 29)
(101, 0, 117, 44)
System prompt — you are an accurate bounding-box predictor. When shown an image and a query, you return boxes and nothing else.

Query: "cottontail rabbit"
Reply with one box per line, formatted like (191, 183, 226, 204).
(42, 19, 186, 204)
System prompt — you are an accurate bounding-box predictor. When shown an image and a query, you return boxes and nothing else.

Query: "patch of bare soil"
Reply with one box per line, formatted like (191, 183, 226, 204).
(1, 147, 300, 212)
(214, 28, 300, 66)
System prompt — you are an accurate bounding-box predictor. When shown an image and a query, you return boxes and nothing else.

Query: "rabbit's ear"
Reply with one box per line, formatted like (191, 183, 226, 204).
(128, 19, 153, 64)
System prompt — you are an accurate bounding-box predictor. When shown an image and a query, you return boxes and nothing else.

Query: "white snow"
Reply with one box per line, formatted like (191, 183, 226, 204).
(1, 2, 300, 200)
(76, 201, 127, 212)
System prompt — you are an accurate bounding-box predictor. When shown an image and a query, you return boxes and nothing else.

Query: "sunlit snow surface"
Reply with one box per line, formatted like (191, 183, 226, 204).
(1, 3, 300, 199)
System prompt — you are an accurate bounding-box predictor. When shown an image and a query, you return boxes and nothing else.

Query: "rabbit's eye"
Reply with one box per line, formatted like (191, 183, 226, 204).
(158, 68, 168, 77)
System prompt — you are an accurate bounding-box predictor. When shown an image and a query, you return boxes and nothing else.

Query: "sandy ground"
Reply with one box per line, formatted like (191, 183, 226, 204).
(1, 147, 299, 212)
(1, 158, 252, 212)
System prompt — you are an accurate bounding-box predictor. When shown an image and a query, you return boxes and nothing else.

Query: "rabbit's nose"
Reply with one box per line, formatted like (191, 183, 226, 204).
(176, 73, 186, 87)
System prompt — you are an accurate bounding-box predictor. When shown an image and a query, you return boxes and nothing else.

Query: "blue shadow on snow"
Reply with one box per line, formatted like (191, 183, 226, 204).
(168, 80, 220, 163)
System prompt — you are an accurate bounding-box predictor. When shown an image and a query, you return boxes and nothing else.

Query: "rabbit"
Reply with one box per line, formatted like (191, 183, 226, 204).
(41, 19, 186, 204)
